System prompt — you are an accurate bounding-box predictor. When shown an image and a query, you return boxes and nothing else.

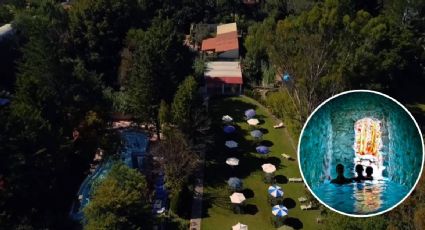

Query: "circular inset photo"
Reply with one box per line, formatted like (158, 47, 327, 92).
(298, 90, 424, 217)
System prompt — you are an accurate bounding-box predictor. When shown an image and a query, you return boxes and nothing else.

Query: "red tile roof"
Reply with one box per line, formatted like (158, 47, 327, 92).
(206, 76, 243, 84)
(201, 31, 238, 52)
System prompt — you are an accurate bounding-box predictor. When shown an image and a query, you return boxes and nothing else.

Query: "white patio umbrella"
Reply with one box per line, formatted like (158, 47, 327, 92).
(232, 222, 248, 230)
(225, 140, 238, 148)
(222, 115, 233, 123)
(226, 157, 239, 166)
(230, 192, 246, 204)
(247, 118, 259, 126)
(262, 163, 276, 173)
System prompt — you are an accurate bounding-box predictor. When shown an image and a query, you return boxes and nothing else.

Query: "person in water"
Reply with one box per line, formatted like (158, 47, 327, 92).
(365, 166, 373, 180)
(331, 164, 352, 184)
(352, 164, 366, 182)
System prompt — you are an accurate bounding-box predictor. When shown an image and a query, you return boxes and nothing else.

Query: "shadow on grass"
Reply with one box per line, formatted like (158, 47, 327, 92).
(242, 188, 255, 199)
(282, 198, 296, 209)
(284, 217, 303, 229)
(260, 140, 274, 147)
(244, 204, 259, 215)
(263, 156, 282, 167)
(259, 128, 269, 134)
(275, 175, 288, 184)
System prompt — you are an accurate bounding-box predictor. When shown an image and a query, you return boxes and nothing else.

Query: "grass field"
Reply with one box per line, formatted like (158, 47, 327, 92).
(201, 96, 320, 230)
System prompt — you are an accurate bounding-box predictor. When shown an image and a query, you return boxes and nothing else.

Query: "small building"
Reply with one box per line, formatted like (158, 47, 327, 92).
(201, 23, 239, 59)
(216, 22, 237, 35)
(205, 61, 243, 95)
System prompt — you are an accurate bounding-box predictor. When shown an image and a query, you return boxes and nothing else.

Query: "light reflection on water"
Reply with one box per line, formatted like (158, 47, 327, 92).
(313, 179, 409, 214)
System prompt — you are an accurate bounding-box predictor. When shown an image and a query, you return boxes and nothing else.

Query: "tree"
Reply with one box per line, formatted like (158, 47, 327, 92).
(342, 13, 425, 95)
(0, 1, 107, 228)
(125, 19, 193, 136)
(243, 17, 275, 86)
(172, 76, 199, 128)
(263, 0, 288, 20)
(150, 128, 199, 195)
(68, 0, 150, 86)
(269, 20, 344, 128)
(84, 163, 151, 229)
(158, 100, 171, 127)
(414, 206, 425, 230)
(320, 211, 387, 230)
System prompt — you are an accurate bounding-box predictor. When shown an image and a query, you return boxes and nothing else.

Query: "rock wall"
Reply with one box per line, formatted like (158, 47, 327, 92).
(300, 104, 332, 188)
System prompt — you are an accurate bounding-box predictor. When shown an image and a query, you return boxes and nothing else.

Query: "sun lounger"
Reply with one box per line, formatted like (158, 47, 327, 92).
(301, 202, 313, 210)
(298, 197, 308, 202)
(273, 122, 284, 128)
(289, 178, 303, 183)
(281, 153, 293, 160)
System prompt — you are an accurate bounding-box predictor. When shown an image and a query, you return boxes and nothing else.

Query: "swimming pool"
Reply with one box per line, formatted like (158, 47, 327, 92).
(120, 130, 149, 169)
(313, 179, 409, 215)
(70, 129, 150, 221)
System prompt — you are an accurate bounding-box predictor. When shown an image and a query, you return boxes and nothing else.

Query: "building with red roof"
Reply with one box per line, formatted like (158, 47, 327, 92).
(205, 61, 243, 95)
(201, 23, 239, 59)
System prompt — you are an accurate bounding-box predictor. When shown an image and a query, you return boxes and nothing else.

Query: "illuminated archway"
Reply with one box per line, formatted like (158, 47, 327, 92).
(354, 118, 385, 178)
(354, 118, 381, 156)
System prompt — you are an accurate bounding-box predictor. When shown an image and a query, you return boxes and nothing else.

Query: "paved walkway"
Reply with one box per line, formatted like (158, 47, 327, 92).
(189, 152, 205, 230)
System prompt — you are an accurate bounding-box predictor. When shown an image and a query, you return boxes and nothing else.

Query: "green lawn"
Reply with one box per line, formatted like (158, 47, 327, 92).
(201, 96, 320, 230)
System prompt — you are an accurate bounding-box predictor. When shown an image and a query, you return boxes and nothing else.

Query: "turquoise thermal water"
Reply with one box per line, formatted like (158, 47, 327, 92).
(314, 179, 409, 214)
(300, 92, 423, 215)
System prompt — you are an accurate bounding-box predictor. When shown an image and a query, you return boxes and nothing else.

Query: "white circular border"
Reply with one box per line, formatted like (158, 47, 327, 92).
(297, 89, 425, 218)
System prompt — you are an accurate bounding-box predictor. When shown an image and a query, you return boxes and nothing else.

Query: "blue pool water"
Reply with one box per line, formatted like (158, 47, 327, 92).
(70, 129, 150, 221)
(313, 179, 409, 215)
(120, 130, 149, 169)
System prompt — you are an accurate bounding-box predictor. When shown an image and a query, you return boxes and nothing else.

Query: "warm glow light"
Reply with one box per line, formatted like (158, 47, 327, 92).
(354, 118, 381, 156)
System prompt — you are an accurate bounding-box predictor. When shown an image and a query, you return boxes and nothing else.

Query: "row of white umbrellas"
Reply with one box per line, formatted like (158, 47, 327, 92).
(224, 111, 287, 229)
(223, 114, 259, 126)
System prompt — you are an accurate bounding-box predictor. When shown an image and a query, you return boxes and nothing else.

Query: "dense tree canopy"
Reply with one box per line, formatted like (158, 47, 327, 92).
(172, 76, 199, 128)
(151, 128, 199, 195)
(68, 0, 150, 86)
(125, 19, 193, 133)
(84, 163, 151, 229)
